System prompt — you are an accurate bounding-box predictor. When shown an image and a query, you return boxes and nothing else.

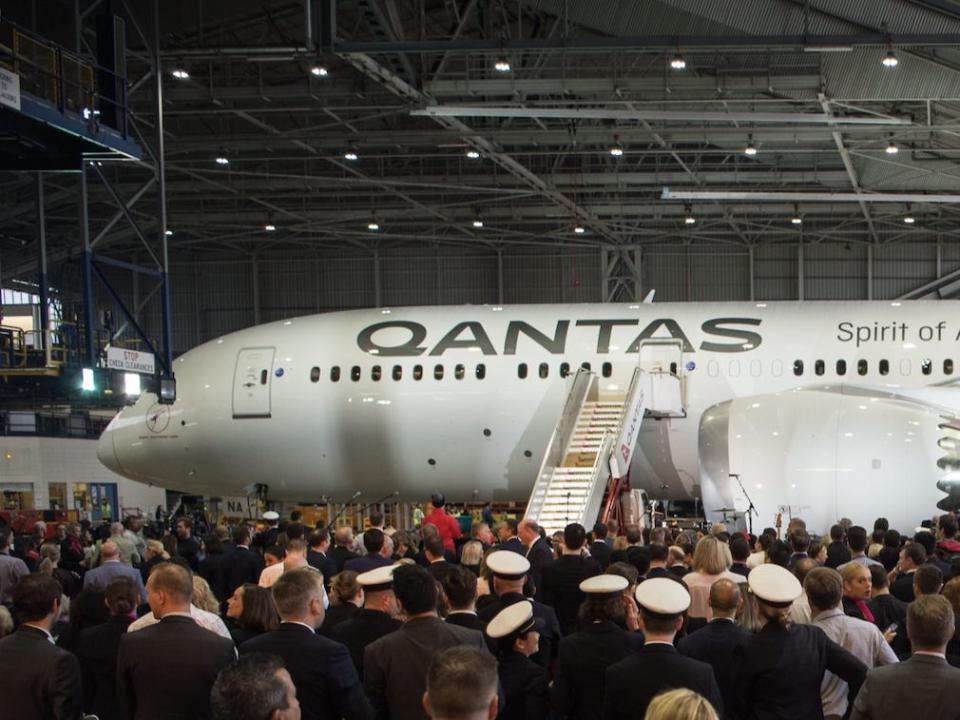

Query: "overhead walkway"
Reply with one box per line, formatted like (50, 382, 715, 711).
(524, 361, 685, 536)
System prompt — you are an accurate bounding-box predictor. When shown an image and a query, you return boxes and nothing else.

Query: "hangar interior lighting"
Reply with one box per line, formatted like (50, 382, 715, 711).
(466, 149, 481, 159)
(494, 56, 511, 73)
(609, 136, 624, 157)
(264, 224, 277, 232)
(882, 50, 899, 68)
(164, 229, 173, 236)
(904, 206, 916, 224)
(214, 156, 229, 165)
(573, 225, 586, 234)
(124, 373, 141, 396)
(791, 206, 803, 225)
(684, 206, 696, 225)
(171, 69, 190, 80)
(368, 222, 380, 231)
(81, 368, 95, 391)
(886, 138, 899, 154)
(744, 135, 758, 156)
(670, 54, 687, 70)
(344, 151, 359, 161)
(310, 65, 329, 77)
(472, 218, 484, 228)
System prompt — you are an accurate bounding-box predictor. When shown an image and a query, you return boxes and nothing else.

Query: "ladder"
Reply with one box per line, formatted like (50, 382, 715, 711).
(525, 369, 644, 536)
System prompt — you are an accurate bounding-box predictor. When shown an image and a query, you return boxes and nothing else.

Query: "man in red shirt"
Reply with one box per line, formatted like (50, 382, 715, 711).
(423, 494, 461, 553)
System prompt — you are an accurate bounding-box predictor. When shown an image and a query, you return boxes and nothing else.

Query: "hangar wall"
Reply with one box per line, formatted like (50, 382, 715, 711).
(80, 242, 960, 355)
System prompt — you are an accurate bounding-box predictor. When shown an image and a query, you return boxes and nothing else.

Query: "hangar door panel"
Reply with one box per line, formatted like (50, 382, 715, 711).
(233, 347, 275, 418)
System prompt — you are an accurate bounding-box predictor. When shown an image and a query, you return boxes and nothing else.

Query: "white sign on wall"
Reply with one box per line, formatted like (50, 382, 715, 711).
(106, 347, 156, 375)
(0, 68, 21, 111)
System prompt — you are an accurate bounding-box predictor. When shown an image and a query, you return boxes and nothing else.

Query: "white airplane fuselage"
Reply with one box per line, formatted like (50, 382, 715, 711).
(97, 301, 960, 532)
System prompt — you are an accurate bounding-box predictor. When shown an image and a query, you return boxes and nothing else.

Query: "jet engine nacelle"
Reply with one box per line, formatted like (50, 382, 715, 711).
(698, 387, 952, 533)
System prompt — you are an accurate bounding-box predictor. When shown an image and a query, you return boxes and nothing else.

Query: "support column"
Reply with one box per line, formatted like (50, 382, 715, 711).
(251, 255, 261, 325)
(797, 241, 805, 302)
(36, 173, 50, 363)
(154, 0, 173, 375)
(79, 163, 96, 366)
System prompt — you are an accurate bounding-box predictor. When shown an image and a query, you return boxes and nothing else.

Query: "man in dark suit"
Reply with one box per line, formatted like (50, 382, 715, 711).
(330, 564, 403, 677)
(646, 543, 672, 579)
(365, 564, 488, 720)
(496, 519, 524, 555)
(330, 527, 360, 573)
(867, 564, 907, 632)
(211, 653, 301, 720)
(540, 523, 602, 635)
(826, 524, 852, 569)
(677, 578, 748, 719)
(116, 562, 236, 720)
(345, 529, 393, 574)
(477, 551, 561, 669)
(442, 566, 487, 633)
(604, 578, 723, 719)
(424, 536, 456, 582)
(890, 543, 926, 603)
(220, 525, 265, 601)
(519, 519, 554, 597)
(307, 528, 337, 590)
(0, 574, 82, 720)
(551, 575, 644, 720)
(242, 567, 373, 720)
(589, 523, 613, 570)
(729, 536, 752, 578)
(852, 595, 960, 719)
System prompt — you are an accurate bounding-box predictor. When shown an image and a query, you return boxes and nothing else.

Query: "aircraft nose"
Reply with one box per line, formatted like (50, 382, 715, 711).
(97, 425, 122, 475)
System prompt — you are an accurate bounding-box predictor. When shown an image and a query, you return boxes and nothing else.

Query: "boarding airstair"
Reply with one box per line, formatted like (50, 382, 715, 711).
(524, 359, 685, 536)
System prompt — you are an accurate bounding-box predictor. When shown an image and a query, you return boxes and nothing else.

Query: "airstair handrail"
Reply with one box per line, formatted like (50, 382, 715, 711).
(525, 369, 594, 520)
(581, 431, 615, 532)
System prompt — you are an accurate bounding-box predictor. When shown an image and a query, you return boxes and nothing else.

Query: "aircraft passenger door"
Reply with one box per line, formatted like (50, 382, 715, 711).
(637, 339, 685, 417)
(233, 347, 275, 418)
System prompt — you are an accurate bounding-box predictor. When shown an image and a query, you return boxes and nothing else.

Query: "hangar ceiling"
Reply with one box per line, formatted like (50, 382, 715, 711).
(6, 0, 960, 271)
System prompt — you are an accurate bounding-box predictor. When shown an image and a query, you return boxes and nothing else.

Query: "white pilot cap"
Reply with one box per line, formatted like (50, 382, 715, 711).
(356, 564, 397, 592)
(486, 551, 530, 579)
(262, 511, 280, 521)
(485, 601, 543, 639)
(580, 574, 629, 596)
(634, 577, 690, 617)
(748, 563, 802, 606)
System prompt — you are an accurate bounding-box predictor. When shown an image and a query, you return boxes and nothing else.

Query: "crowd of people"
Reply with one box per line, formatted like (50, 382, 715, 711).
(4, 493, 960, 720)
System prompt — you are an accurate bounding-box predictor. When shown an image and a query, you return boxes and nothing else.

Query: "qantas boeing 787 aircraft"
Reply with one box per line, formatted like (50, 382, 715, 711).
(97, 301, 960, 532)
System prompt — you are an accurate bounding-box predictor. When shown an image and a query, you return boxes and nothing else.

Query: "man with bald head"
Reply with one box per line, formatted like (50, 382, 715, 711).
(678, 578, 748, 719)
(790, 557, 819, 625)
(83, 539, 145, 599)
(118, 562, 235, 719)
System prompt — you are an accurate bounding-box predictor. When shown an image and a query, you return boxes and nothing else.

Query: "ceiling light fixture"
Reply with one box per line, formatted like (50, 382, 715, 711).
(367, 222, 380, 231)
(684, 205, 696, 225)
(215, 156, 229, 165)
(573, 225, 586, 234)
(904, 205, 916, 224)
(886, 138, 899, 154)
(265, 224, 277, 232)
(882, 49, 899, 68)
(310, 65, 329, 77)
(609, 135, 624, 157)
(494, 56, 511, 73)
(171, 69, 190, 80)
(466, 149, 481, 159)
(790, 205, 803, 225)
(472, 218, 484, 228)
(744, 134, 758, 157)
(164, 229, 173, 236)
(344, 151, 359, 161)
(670, 54, 687, 70)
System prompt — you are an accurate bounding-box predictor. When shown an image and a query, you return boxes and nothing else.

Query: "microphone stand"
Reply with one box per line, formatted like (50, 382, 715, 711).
(730, 474, 757, 536)
(328, 491, 362, 529)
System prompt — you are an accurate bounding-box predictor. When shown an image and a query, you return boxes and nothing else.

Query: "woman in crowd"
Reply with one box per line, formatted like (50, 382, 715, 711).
(683, 536, 743, 619)
(225, 583, 279, 646)
(39, 541, 82, 598)
(200, 532, 226, 601)
(192, 575, 221, 614)
(460, 540, 484, 577)
(321, 570, 363, 634)
(644, 689, 718, 720)
(140, 539, 170, 583)
(77, 577, 138, 720)
(736, 581, 761, 632)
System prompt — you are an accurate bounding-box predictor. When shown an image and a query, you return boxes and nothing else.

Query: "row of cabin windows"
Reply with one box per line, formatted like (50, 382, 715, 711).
(792, 358, 954, 377)
(309, 361, 615, 383)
